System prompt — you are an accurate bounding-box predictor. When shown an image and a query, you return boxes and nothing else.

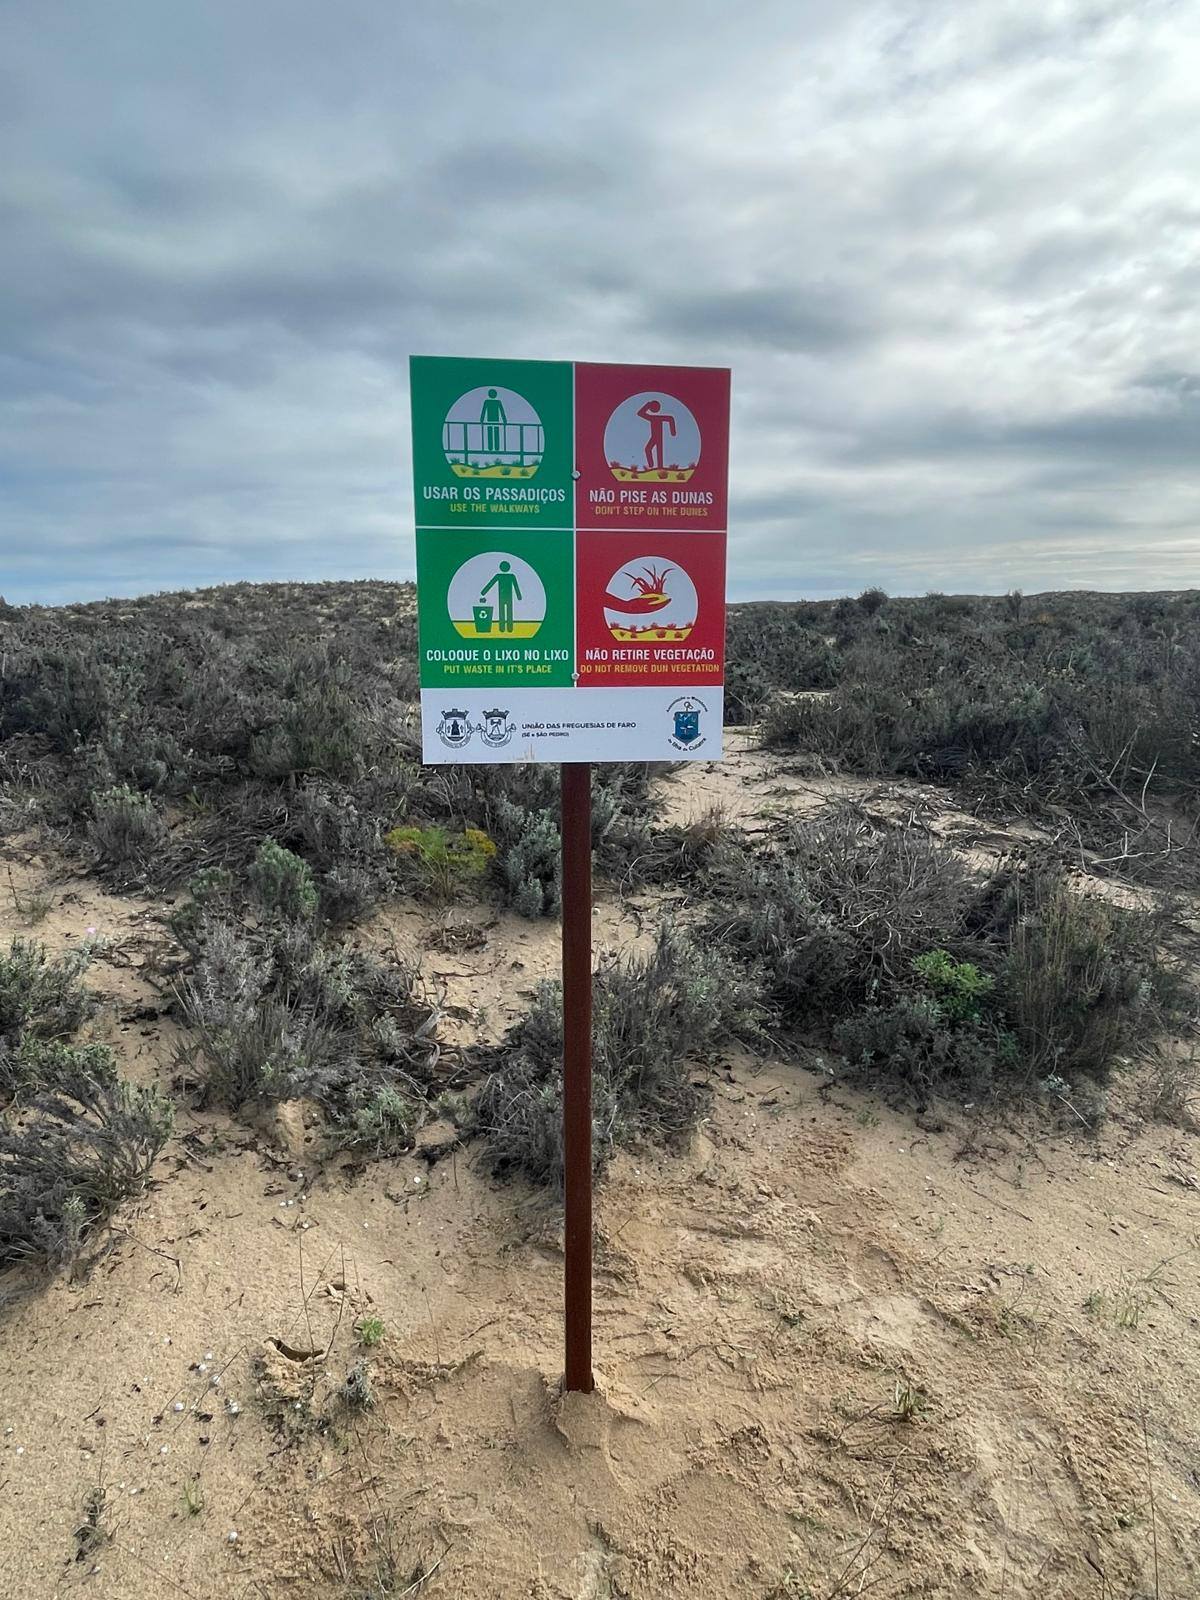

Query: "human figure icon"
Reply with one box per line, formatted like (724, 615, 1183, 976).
(480, 388, 507, 454)
(637, 398, 677, 470)
(481, 559, 522, 633)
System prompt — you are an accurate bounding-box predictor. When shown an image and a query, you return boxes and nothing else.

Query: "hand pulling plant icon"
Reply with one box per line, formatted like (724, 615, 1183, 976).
(603, 558, 698, 641)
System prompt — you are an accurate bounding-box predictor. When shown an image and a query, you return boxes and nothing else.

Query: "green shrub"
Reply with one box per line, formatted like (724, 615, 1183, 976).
(752, 590, 1200, 886)
(174, 907, 443, 1153)
(724, 603, 840, 723)
(703, 811, 1185, 1108)
(834, 996, 1011, 1097)
(344, 1084, 417, 1155)
(831, 948, 1010, 1097)
(168, 867, 237, 953)
(248, 839, 319, 921)
(912, 950, 995, 1023)
(707, 808, 976, 1029)
(174, 919, 338, 1108)
(315, 863, 380, 927)
(0, 1037, 115, 1105)
(384, 824, 496, 904)
(491, 800, 561, 918)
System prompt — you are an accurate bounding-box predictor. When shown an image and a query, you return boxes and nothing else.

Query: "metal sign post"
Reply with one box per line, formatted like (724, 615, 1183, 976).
(409, 355, 729, 1393)
(560, 762, 594, 1392)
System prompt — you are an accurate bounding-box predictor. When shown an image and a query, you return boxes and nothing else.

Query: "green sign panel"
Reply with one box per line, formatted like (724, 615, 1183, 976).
(416, 526, 575, 688)
(410, 355, 573, 529)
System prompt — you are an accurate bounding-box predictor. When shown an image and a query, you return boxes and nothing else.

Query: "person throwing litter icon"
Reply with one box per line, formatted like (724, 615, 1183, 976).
(637, 398, 676, 470)
(480, 559, 522, 634)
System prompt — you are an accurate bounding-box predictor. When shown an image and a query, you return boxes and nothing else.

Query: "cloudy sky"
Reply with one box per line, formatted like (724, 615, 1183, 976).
(2, 0, 1197, 605)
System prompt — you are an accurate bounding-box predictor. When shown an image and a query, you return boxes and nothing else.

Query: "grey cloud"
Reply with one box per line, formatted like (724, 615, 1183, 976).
(646, 286, 876, 354)
(1, 0, 1199, 603)
(423, 140, 616, 207)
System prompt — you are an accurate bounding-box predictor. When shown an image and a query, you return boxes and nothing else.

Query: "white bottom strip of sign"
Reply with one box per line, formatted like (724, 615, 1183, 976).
(420, 687, 724, 765)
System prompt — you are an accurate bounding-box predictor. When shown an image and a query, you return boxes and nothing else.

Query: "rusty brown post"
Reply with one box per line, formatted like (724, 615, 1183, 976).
(560, 761, 594, 1393)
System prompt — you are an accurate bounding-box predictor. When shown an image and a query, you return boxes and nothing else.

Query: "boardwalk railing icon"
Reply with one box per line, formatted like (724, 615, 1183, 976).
(443, 420, 544, 470)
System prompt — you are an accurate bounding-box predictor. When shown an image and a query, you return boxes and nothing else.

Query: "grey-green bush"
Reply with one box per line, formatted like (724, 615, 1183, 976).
(248, 839, 319, 921)
(475, 924, 762, 1186)
(87, 785, 169, 874)
(0, 937, 93, 1053)
(0, 1042, 173, 1267)
(174, 905, 444, 1155)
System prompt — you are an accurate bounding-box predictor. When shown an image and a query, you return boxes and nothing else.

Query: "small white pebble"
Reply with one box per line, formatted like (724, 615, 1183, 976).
(227, 1401, 241, 1416)
(172, 1402, 185, 1413)
(227, 1530, 238, 1544)
(15, 1447, 23, 1456)
(159, 1445, 169, 1456)
(209, 1375, 221, 1388)
(204, 1351, 213, 1362)
(198, 1363, 208, 1375)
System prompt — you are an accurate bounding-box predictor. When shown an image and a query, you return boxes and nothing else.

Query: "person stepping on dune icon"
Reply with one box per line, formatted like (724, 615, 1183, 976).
(480, 388, 507, 453)
(480, 560, 522, 633)
(637, 398, 677, 470)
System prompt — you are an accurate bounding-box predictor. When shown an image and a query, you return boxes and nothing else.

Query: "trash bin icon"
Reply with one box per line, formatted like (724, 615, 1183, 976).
(473, 603, 494, 634)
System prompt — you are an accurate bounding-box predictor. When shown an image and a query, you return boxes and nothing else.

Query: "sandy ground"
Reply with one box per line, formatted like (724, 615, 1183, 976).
(0, 736, 1198, 1599)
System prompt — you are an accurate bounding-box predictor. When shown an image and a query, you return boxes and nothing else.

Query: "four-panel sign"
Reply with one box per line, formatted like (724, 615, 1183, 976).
(412, 356, 729, 763)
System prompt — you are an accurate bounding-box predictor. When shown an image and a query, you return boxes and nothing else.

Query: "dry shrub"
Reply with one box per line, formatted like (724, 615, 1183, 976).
(1003, 877, 1181, 1084)
(475, 924, 762, 1187)
(0, 1042, 172, 1267)
(174, 905, 444, 1155)
(708, 807, 976, 1029)
(754, 590, 1200, 887)
(87, 785, 169, 877)
(0, 937, 93, 1054)
(704, 808, 1189, 1105)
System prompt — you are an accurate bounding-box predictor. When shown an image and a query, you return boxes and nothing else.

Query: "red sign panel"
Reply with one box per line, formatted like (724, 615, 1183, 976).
(575, 530, 726, 688)
(574, 363, 730, 532)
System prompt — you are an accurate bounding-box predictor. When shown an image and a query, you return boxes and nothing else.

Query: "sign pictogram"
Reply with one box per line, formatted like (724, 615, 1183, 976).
(574, 532, 725, 690)
(574, 363, 729, 531)
(410, 356, 573, 528)
(412, 356, 728, 759)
